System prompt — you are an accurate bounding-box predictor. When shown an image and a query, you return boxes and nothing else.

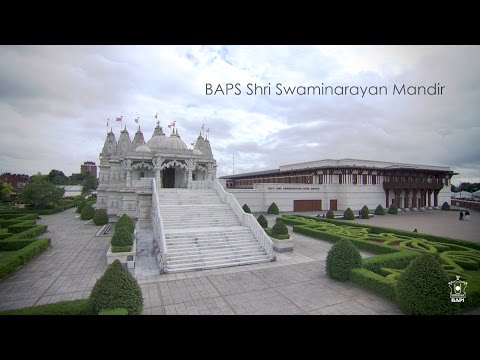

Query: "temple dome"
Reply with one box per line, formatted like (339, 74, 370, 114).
(147, 134, 167, 151)
(162, 133, 188, 150)
(135, 144, 152, 153)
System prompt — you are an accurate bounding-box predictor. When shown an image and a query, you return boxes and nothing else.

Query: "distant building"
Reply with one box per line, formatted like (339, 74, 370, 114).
(81, 161, 97, 178)
(0, 173, 30, 192)
(220, 158, 456, 212)
(60, 185, 83, 197)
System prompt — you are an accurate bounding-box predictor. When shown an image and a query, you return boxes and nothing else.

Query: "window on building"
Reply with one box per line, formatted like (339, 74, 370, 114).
(352, 174, 357, 184)
(339, 174, 343, 184)
(372, 175, 377, 185)
(140, 172, 145, 178)
(192, 173, 196, 180)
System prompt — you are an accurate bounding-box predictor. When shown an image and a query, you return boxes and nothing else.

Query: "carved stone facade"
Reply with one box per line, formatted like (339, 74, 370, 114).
(97, 124, 217, 218)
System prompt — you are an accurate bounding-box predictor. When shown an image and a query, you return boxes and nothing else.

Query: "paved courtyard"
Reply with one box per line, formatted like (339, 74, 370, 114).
(0, 208, 478, 315)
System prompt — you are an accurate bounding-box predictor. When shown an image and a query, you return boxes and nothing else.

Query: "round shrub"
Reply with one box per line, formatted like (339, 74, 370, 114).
(115, 214, 134, 233)
(257, 214, 268, 228)
(388, 204, 398, 214)
(343, 208, 354, 220)
(441, 202, 450, 211)
(396, 254, 456, 315)
(76, 201, 86, 214)
(111, 227, 133, 247)
(272, 221, 288, 236)
(89, 260, 143, 315)
(93, 208, 108, 226)
(361, 205, 369, 219)
(80, 204, 95, 220)
(326, 210, 335, 219)
(242, 204, 251, 213)
(326, 239, 362, 281)
(268, 202, 279, 215)
(98, 308, 128, 315)
(374, 205, 385, 215)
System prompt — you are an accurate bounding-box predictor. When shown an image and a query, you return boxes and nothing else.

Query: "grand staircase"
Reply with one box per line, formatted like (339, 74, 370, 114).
(156, 188, 271, 273)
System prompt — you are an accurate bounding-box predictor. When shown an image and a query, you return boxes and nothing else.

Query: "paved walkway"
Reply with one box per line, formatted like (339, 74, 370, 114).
(0, 209, 109, 310)
(1, 208, 478, 315)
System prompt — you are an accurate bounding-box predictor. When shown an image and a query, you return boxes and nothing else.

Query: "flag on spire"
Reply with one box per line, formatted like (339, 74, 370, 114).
(155, 113, 158, 119)
(135, 117, 140, 124)
(116, 116, 123, 122)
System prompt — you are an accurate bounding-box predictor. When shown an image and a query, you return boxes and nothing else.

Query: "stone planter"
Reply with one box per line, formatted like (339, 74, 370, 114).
(271, 237, 293, 253)
(107, 237, 136, 266)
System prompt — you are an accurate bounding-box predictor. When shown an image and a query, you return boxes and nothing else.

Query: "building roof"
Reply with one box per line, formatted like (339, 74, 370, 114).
(220, 158, 455, 179)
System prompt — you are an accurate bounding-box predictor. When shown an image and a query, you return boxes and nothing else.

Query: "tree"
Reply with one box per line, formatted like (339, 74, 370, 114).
(0, 181, 13, 201)
(82, 173, 98, 195)
(47, 169, 68, 185)
(19, 180, 64, 208)
(29, 173, 48, 183)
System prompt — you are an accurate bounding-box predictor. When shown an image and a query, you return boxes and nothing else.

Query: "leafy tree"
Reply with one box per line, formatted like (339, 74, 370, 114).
(374, 205, 385, 215)
(19, 180, 64, 208)
(47, 169, 68, 185)
(361, 205, 369, 219)
(0, 181, 13, 201)
(458, 182, 480, 193)
(82, 173, 98, 195)
(29, 173, 48, 183)
(242, 204, 251, 213)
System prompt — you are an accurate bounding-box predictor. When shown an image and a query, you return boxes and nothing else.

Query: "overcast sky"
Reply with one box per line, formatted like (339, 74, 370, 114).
(0, 45, 479, 185)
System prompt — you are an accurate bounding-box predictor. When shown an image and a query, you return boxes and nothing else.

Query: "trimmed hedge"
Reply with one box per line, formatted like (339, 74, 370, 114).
(343, 208, 354, 220)
(0, 239, 36, 251)
(326, 210, 334, 219)
(388, 204, 398, 214)
(115, 214, 135, 234)
(268, 202, 279, 215)
(265, 228, 290, 240)
(89, 260, 143, 315)
(396, 254, 456, 315)
(111, 245, 133, 253)
(99, 308, 128, 315)
(242, 204, 251, 213)
(441, 202, 450, 211)
(80, 204, 95, 220)
(374, 205, 385, 215)
(111, 228, 133, 247)
(93, 208, 108, 226)
(326, 239, 362, 281)
(361, 205, 369, 219)
(257, 214, 268, 228)
(0, 299, 92, 315)
(350, 268, 397, 301)
(77, 201, 86, 214)
(272, 221, 288, 236)
(0, 239, 50, 279)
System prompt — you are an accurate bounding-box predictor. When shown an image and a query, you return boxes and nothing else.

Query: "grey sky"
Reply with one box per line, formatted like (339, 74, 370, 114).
(0, 45, 479, 185)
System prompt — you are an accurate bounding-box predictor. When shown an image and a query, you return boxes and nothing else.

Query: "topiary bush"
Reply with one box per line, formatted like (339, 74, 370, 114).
(361, 205, 369, 219)
(326, 210, 335, 219)
(257, 214, 268, 228)
(396, 253, 456, 315)
(326, 239, 362, 281)
(115, 214, 134, 233)
(111, 227, 133, 247)
(93, 209, 108, 226)
(98, 308, 128, 315)
(89, 260, 143, 315)
(242, 204, 251, 213)
(343, 208, 354, 220)
(388, 204, 398, 214)
(268, 202, 279, 215)
(80, 204, 95, 220)
(374, 205, 385, 215)
(441, 202, 450, 211)
(272, 221, 288, 236)
(76, 201, 86, 214)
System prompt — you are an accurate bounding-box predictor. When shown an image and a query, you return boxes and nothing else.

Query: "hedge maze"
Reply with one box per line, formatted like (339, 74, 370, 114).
(0, 213, 50, 279)
(279, 214, 480, 310)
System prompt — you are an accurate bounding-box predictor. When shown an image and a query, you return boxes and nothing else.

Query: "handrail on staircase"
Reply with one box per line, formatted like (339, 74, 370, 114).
(151, 178, 168, 273)
(213, 179, 275, 261)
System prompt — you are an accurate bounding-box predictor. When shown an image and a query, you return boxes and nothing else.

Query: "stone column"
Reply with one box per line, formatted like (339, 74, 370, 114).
(412, 189, 418, 208)
(186, 159, 194, 189)
(427, 189, 432, 207)
(434, 189, 439, 207)
(126, 169, 132, 187)
(385, 189, 390, 208)
(153, 156, 162, 189)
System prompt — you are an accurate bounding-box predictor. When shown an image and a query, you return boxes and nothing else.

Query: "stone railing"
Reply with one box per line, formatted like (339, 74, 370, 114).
(190, 180, 213, 190)
(214, 179, 275, 261)
(151, 178, 168, 274)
